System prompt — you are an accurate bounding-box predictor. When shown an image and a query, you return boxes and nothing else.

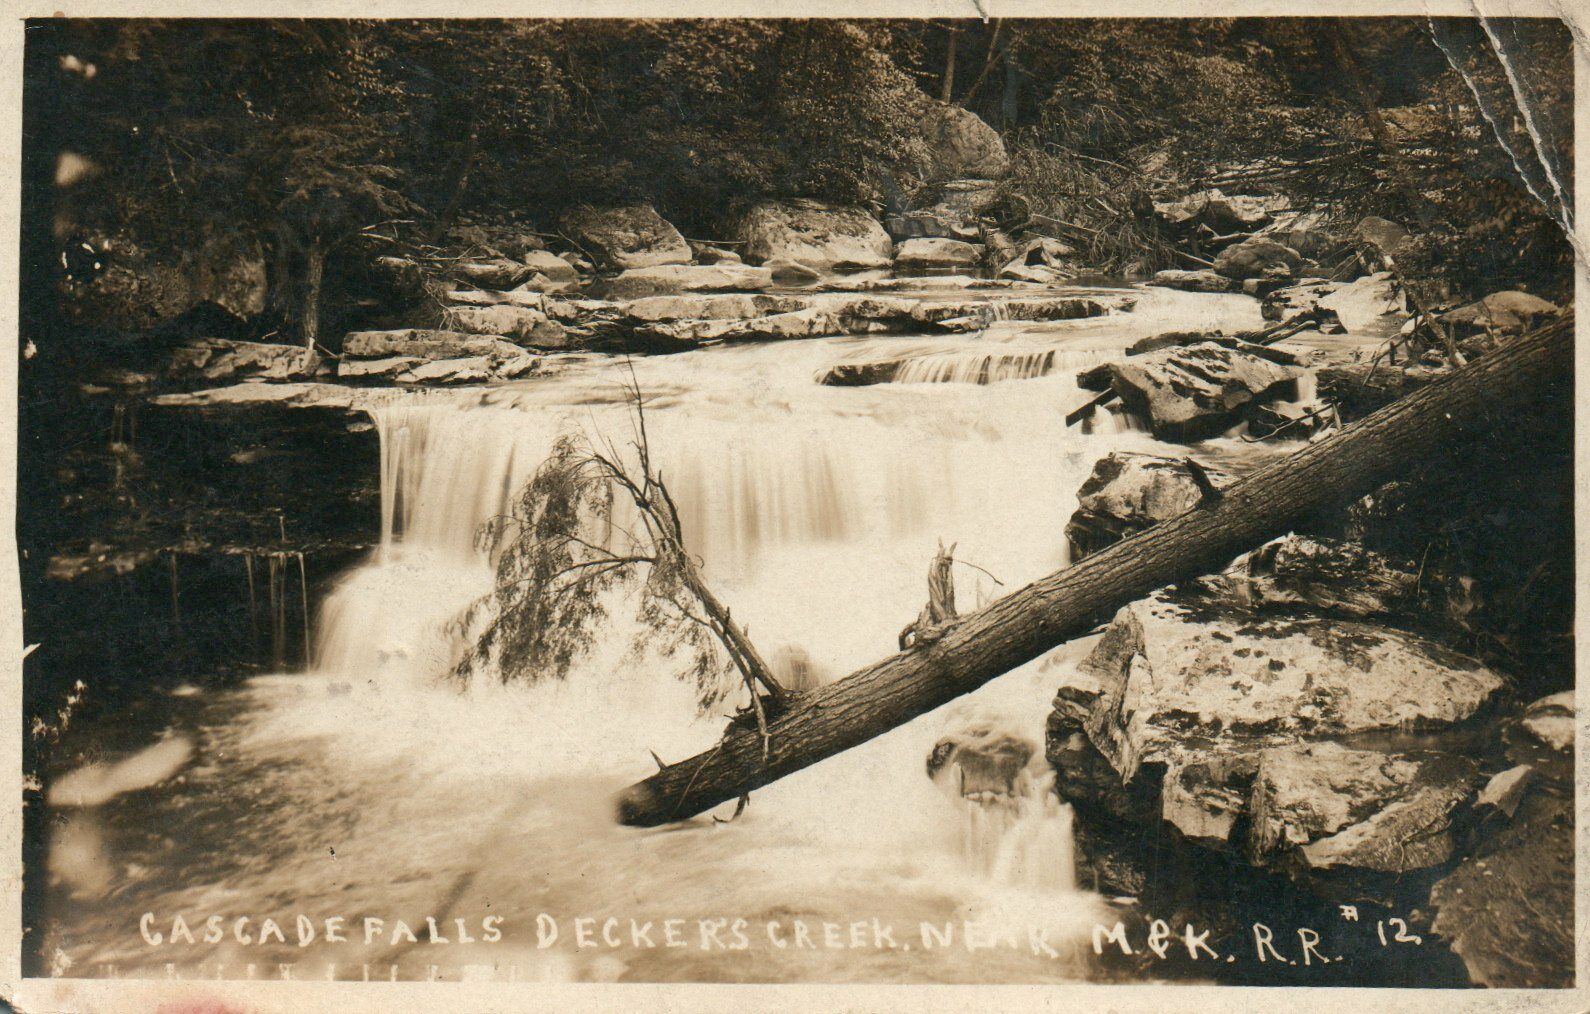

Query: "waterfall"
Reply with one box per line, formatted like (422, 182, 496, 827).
(295, 313, 1204, 899)
(315, 404, 558, 683)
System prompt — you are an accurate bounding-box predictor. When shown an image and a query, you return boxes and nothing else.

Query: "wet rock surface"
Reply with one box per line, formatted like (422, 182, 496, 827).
(1150, 269, 1242, 293)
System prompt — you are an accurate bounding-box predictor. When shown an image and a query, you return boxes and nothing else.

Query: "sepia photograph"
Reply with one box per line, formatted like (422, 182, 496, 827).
(10, 12, 1580, 1003)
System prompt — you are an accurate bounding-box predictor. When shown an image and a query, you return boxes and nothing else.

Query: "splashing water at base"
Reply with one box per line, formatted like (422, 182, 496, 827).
(38, 286, 1266, 982)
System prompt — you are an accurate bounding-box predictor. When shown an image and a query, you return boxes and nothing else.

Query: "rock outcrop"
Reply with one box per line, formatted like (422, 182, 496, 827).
(1428, 691, 1574, 987)
(1081, 592, 1502, 793)
(919, 100, 1010, 181)
(1063, 452, 1230, 559)
(1150, 269, 1242, 293)
(1247, 743, 1478, 877)
(168, 339, 317, 383)
(558, 205, 692, 271)
(739, 200, 894, 275)
(1212, 236, 1303, 281)
(893, 237, 982, 274)
(1104, 341, 1302, 440)
(1439, 291, 1561, 336)
(441, 305, 569, 348)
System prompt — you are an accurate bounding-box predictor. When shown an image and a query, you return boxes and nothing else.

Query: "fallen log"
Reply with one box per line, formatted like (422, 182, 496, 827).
(617, 316, 1572, 826)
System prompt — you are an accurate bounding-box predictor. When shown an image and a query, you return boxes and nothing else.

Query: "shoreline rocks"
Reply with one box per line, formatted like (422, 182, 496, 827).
(1104, 341, 1302, 441)
(739, 200, 894, 275)
(557, 204, 692, 271)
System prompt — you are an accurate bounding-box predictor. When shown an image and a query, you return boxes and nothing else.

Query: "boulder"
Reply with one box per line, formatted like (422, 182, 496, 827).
(441, 306, 569, 347)
(739, 200, 893, 275)
(1106, 341, 1302, 441)
(557, 205, 692, 271)
(521, 249, 582, 289)
(764, 257, 825, 285)
(1355, 216, 1410, 258)
(1261, 211, 1350, 264)
(893, 237, 982, 274)
(1317, 272, 1404, 334)
(1514, 690, 1573, 755)
(1439, 291, 1561, 335)
(1080, 591, 1503, 841)
(1150, 269, 1242, 293)
(689, 243, 742, 265)
(998, 237, 1076, 282)
(599, 263, 773, 300)
(1064, 452, 1230, 559)
(1213, 236, 1303, 280)
(1124, 329, 1220, 356)
(452, 258, 536, 290)
(998, 262, 1064, 284)
(168, 339, 316, 383)
(1199, 535, 1420, 620)
(1247, 742, 1479, 875)
(920, 101, 1009, 180)
(342, 329, 524, 361)
(1260, 279, 1338, 322)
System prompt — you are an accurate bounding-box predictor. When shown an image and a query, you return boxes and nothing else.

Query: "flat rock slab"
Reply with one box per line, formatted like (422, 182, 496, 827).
(599, 263, 774, 300)
(343, 329, 523, 361)
(1150, 269, 1243, 293)
(168, 339, 317, 382)
(441, 306, 568, 347)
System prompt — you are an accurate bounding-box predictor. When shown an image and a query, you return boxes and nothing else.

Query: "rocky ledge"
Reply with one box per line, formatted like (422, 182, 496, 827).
(1040, 445, 1573, 987)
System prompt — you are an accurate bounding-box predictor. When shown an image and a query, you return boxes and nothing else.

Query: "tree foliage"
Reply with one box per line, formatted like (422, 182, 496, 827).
(27, 16, 1577, 335)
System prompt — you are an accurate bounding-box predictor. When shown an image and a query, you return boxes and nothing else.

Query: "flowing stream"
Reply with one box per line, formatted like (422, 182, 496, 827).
(39, 285, 1271, 983)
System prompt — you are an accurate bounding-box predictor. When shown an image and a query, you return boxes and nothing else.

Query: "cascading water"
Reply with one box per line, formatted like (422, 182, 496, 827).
(40, 285, 1269, 983)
